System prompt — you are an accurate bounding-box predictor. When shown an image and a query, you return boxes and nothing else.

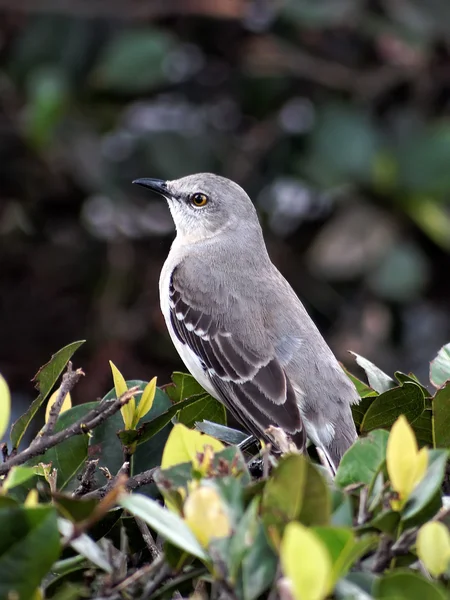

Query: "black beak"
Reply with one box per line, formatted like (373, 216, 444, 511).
(132, 178, 169, 198)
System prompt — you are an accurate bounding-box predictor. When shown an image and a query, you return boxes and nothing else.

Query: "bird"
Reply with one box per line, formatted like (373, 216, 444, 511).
(133, 173, 359, 473)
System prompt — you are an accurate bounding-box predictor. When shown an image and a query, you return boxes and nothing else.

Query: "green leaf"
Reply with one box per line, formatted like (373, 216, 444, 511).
(119, 493, 207, 560)
(177, 393, 226, 428)
(350, 353, 395, 394)
(376, 570, 447, 600)
(118, 393, 207, 447)
(262, 454, 330, 544)
(352, 396, 377, 432)
(432, 382, 450, 447)
(394, 372, 430, 397)
(360, 383, 425, 432)
(0, 373, 11, 441)
(0, 506, 60, 599)
(136, 377, 156, 422)
(93, 28, 175, 93)
(430, 343, 450, 388)
(342, 365, 378, 398)
(241, 520, 278, 600)
(53, 495, 98, 523)
(90, 381, 172, 495)
(280, 522, 332, 600)
(2, 466, 37, 492)
(312, 527, 377, 586)
(29, 402, 98, 491)
(402, 449, 449, 521)
(335, 429, 389, 487)
(411, 409, 433, 448)
(166, 372, 207, 403)
(10, 340, 85, 448)
(109, 360, 134, 430)
(58, 518, 112, 572)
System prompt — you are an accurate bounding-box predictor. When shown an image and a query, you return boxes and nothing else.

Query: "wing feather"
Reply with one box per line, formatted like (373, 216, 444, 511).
(168, 268, 305, 450)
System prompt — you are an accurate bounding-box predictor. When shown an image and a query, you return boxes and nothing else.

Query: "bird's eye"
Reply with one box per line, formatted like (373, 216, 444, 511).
(190, 193, 209, 207)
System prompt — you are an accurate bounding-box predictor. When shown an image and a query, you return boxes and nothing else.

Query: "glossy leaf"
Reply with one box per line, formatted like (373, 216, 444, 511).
(184, 485, 231, 547)
(109, 361, 134, 430)
(0, 373, 11, 441)
(118, 393, 205, 447)
(0, 506, 60, 599)
(90, 381, 172, 492)
(281, 522, 332, 600)
(387, 415, 428, 510)
(430, 342, 450, 388)
(10, 340, 85, 448)
(1, 466, 37, 492)
(416, 521, 450, 577)
(432, 383, 450, 448)
(312, 527, 377, 586)
(136, 376, 156, 422)
(119, 493, 207, 560)
(166, 372, 207, 403)
(177, 393, 226, 428)
(262, 454, 330, 544)
(58, 518, 112, 572)
(402, 449, 448, 520)
(361, 383, 425, 432)
(335, 429, 389, 487)
(161, 423, 224, 470)
(350, 352, 395, 394)
(376, 570, 447, 600)
(195, 420, 249, 445)
(342, 365, 378, 398)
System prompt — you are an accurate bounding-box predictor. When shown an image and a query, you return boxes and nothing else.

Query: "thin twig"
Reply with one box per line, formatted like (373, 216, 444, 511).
(371, 534, 393, 573)
(135, 517, 161, 560)
(142, 563, 172, 598)
(0, 387, 140, 476)
(40, 362, 85, 437)
(73, 459, 99, 497)
(111, 554, 165, 594)
(82, 466, 157, 500)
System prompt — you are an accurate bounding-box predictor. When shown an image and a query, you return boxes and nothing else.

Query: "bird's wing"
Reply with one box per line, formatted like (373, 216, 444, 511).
(168, 265, 305, 449)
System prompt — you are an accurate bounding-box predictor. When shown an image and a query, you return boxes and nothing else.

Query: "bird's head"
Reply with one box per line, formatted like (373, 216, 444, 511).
(133, 173, 260, 242)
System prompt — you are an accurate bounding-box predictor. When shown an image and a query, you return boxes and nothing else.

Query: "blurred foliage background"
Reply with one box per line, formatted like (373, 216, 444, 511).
(1, 0, 450, 420)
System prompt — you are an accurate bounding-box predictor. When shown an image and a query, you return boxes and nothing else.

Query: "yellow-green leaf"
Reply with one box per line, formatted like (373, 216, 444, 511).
(44, 388, 72, 423)
(135, 377, 157, 424)
(281, 522, 332, 600)
(161, 423, 224, 469)
(109, 361, 135, 429)
(184, 485, 231, 547)
(386, 415, 428, 509)
(24, 489, 39, 507)
(0, 373, 11, 440)
(417, 521, 450, 577)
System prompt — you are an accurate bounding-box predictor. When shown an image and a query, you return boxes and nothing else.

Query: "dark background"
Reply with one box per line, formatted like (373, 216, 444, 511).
(1, 0, 450, 420)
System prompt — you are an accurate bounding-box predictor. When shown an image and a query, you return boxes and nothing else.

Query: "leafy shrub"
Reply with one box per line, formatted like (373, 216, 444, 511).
(0, 341, 450, 599)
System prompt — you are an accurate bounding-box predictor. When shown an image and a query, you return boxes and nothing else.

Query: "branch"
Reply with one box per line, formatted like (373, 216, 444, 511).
(82, 466, 158, 500)
(73, 459, 99, 497)
(135, 517, 161, 560)
(0, 387, 140, 476)
(40, 362, 85, 437)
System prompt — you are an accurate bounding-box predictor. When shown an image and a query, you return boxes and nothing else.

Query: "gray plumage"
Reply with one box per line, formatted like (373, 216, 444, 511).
(133, 173, 359, 472)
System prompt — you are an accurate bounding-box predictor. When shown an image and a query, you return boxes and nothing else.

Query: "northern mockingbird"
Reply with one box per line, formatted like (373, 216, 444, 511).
(133, 173, 359, 473)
